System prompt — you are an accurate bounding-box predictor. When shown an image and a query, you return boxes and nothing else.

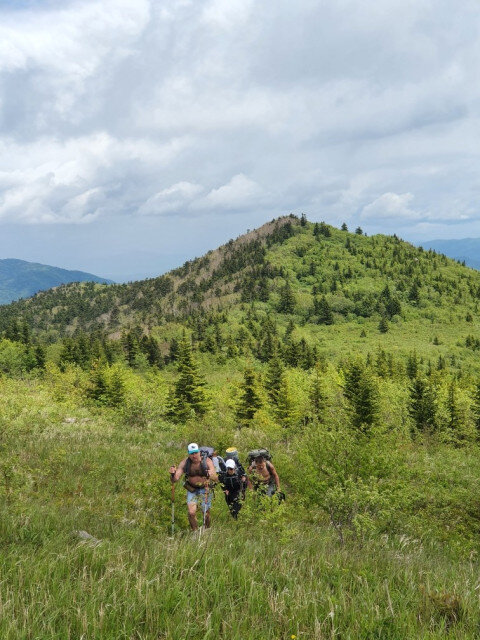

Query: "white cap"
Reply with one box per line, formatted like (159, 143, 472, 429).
(187, 442, 199, 454)
(225, 459, 236, 469)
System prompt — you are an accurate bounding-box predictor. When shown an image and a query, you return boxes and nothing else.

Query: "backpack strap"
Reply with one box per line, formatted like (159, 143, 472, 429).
(184, 455, 209, 478)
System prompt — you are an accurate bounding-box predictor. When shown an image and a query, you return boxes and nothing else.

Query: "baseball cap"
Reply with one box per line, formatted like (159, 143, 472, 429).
(225, 459, 236, 469)
(187, 443, 199, 454)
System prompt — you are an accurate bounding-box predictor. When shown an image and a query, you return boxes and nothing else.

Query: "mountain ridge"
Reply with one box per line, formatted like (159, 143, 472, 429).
(0, 258, 114, 305)
(421, 237, 480, 270)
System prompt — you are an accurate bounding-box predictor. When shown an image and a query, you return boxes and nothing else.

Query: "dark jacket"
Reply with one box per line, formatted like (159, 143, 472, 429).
(219, 470, 244, 494)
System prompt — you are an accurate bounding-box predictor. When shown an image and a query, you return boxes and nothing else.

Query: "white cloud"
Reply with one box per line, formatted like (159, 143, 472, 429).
(361, 192, 421, 221)
(199, 174, 264, 210)
(1, 0, 480, 263)
(138, 181, 204, 216)
(0, 133, 189, 223)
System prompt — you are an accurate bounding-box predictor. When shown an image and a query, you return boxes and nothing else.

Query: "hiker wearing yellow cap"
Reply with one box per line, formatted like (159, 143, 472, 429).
(169, 443, 218, 531)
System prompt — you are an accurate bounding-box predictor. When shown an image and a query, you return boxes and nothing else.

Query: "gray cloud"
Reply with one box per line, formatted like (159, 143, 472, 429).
(1, 0, 480, 274)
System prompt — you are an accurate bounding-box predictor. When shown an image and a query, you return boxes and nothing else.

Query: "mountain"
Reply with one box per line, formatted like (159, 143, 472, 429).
(421, 238, 480, 270)
(0, 258, 114, 305)
(2, 216, 480, 639)
(1, 215, 480, 372)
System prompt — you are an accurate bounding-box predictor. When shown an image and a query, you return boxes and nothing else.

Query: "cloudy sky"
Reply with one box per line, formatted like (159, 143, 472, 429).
(1, 0, 479, 280)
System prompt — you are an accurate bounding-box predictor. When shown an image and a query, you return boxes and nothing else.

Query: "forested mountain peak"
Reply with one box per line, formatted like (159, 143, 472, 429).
(0, 215, 479, 351)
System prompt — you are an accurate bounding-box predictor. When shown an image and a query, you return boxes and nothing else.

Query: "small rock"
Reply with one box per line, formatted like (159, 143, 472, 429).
(73, 530, 101, 544)
(64, 417, 77, 424)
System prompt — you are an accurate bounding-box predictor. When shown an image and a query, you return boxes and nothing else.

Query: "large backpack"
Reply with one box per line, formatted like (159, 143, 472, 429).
(247, 448, 272, 466)
(225, 447, 245, 476)
(185, 446, 217, 477)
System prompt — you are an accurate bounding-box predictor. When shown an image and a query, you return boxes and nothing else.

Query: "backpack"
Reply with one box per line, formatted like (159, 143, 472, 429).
(247, 448, 272, 466)
(225, 447, 246, 476)
(185, 446, 216, 477)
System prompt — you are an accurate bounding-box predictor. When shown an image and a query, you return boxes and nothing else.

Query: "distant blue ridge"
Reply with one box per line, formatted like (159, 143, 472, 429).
(419, 238, 480, 271)
(0, 258, 114, 305)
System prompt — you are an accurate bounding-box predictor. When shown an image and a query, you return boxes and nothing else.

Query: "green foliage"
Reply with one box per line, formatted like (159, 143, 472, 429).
(235, 368, 262, 424)
(167, 335, 209, 421)
(343, 359, 380, 433)
(409, 376, 437, 435)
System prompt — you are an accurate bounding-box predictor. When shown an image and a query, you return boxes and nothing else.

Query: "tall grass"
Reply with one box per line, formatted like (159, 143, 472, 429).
(1, 378, 480, 638)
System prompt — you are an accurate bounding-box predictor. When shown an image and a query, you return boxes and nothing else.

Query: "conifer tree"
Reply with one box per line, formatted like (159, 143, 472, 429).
(265, 354, 284, 406)
(107, 365, 126, 407)
(87, 360, 108, 403)
(168, 335, 209, 421)
(378, 315, 389, 333)
(34, 344, 47, 369)
(315, 296, 334, 325)
(408, 376, 436, 434)
(275, 372, 295, 426)
(446, 380, 461, 433)
(309, 362, 328, 422)
(343, 360, 379, 433)
(236, 368, 262, 423)
(277, 281, 296, 314)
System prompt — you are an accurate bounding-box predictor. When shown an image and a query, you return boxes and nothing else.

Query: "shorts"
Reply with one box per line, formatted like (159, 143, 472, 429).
(186, 487, 212, 510)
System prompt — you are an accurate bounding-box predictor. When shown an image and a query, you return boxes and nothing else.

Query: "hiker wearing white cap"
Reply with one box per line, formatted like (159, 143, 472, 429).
(218, 458, 247, 519)
(169, 443, 218, 530)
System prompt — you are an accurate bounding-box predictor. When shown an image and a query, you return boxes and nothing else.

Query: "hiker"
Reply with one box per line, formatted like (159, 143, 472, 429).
(219, 459, 247, 519)
(169, 443, 218, 531)
(212, 449, 226, 474)
(247, 454, 280, 497)
(225, 447, 246, 478)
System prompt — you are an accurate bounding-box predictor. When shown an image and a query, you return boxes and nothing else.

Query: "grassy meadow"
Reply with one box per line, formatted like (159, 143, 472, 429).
(1, 373, 480, 639)
(2, 220, 480, 637)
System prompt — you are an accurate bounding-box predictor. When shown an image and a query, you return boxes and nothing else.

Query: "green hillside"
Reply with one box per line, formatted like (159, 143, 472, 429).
(0, 258, 113, 305)
(1, 216, 480, 638)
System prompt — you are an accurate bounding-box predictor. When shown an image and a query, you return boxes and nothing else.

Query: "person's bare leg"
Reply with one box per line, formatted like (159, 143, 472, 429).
(187, 503, 198, 530)
(205, 508, 211, 528)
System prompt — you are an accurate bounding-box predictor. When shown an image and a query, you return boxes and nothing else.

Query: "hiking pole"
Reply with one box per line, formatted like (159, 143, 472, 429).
(201, 480, 210, 535)
(170, 472, 175, 537)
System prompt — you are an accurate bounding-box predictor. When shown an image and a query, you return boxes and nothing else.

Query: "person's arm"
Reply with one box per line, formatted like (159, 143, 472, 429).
(169, 459, 186, 483)
(269, 463, 280, 491)
(206, 458, 218, 484)
(246, 465, 253, 489)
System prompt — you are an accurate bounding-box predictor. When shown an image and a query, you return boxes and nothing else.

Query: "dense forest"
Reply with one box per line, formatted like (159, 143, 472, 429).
(1, 216, 480, 638)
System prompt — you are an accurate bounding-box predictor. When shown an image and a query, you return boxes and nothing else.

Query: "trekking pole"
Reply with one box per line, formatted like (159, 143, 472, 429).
(170, 472, 175, 537)
(201, 480, 210, 534)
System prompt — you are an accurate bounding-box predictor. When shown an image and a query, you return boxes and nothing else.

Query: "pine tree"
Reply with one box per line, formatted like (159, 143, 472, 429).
(343, 360, 379, 433)
(236, 368, 262, 423)
(168, 335, 209, 421)
(87, 361, 108, 403)
(122, 331, 140, 368)
(34, 344, 47, 369)
(378, 315, 389, 333)
(315, 296, 334, 325)
(277, 281, 296, 314)
(275, 372, 295, 426)
(408, 377, 436, 434)
(408, 282, 420, 304)
(106, 365, 126, 407)
(404, 351, 416, 378)
(309, 362, 328, 423)
(446, 380, 461, 433)
(265, 354, 284, 406)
